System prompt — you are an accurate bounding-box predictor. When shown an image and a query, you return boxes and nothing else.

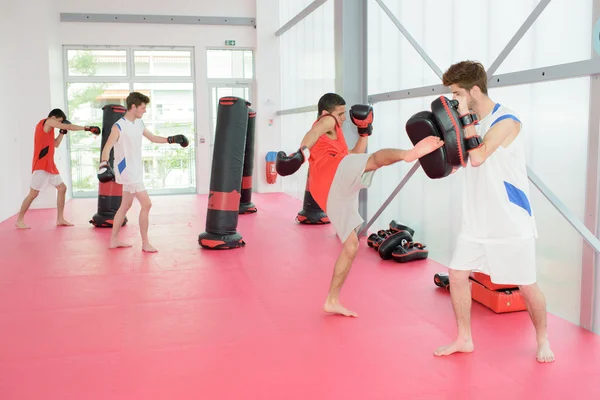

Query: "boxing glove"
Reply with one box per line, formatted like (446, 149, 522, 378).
(60, 120, 70, 135)
(168, 134, 189, 147)
(85, 126, 101, 135)
(97, 161, 115, 183)
(350, 104, 374, 137)
(275, 146, 310, 176)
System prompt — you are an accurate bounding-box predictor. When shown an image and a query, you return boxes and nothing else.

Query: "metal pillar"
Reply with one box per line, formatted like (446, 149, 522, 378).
(334, 0, 369, 233)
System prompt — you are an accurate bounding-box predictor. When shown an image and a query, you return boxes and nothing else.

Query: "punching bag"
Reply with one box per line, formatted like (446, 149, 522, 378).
(239, 108, 257, 214)
(198, 96, 249, 249)
(296, 167, 330, 224)
(90, 104, 127, 228)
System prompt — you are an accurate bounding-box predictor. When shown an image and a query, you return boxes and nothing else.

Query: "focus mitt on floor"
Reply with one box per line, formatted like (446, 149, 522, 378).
(405, 96, 469, 179)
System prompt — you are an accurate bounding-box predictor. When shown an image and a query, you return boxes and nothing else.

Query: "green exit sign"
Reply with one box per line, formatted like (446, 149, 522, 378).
(225, 40, 236, 46)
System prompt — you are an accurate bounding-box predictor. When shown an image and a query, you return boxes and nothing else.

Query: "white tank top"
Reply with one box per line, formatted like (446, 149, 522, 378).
(113, 117, 144, 185)
(460, 103, 538, 242)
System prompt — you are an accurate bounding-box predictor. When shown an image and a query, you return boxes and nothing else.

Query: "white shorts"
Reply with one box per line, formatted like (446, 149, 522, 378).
(326, 153, 376, 243)
(122, 182, 146, 194)
(30, 170, 63, 191)
(448, 233, 537, 285)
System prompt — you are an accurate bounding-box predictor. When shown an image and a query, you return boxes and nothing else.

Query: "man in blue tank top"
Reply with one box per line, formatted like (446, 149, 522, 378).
(434, 61, 554, 363)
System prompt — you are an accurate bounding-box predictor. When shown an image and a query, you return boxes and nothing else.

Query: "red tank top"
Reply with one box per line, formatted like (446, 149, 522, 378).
(308, 115, 349, 212)
(32, 119, 59, 174)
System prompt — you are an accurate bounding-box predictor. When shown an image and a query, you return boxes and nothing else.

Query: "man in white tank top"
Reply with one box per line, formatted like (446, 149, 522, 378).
(433, 61, 554, 363)
(98, 92, 189, 252)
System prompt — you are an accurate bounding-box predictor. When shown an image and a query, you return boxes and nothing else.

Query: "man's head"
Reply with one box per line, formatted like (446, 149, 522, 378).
(317, 93, 346, 126)
(126, 92, 150, 119)
(48, 108, 67, 123)
(442, 60, 488, 110)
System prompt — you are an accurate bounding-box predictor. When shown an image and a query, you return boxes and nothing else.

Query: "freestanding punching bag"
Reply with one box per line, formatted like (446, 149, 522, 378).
(90, 104, 127, 228)
(199, 96, 249, 249)
(296, 167, 330, 224)
(239, 108, 257, 214)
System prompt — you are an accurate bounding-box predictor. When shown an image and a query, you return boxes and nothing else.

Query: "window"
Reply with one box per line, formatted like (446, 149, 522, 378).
(63, 46, 196, 197)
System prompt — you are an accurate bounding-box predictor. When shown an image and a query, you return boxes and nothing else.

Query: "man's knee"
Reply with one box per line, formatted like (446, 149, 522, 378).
(448, 268, 471, 284)
(342, 233, 360, 258)
(365, 152, 381, 172)
(56, 183, 67, 193)
(27, 189, 40, 200)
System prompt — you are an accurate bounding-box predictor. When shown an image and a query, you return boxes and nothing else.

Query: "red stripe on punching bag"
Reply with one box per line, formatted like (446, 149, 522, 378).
(241, 176, 252, 190)
(98, 180, 123, 196)
(207, 190, 241, 212)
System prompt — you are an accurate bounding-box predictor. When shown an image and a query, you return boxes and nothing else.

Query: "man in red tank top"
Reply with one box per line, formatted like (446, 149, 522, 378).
(277, 93, 443, 317)
(15, 108, 100, 229)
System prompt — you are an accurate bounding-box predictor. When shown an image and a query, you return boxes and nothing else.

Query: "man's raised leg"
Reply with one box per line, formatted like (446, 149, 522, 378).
(109, 191, 134, 249)
(434, 269, 475, 356)
(135, 191, 156, 253)
(324, 231, 359, 317)
(364, 136, 444, 172)
(518, 283, 555, 362)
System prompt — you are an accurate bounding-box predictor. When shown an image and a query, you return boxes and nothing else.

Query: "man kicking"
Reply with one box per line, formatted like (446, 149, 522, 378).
(434, 60, 554, 363)
(276, 93, 443, 317)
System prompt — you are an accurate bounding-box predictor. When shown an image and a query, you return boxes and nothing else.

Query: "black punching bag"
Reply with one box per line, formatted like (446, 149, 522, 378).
(239, 108, 257, 214)
(198, 96, 249, 249)
(296, 167, 330, 224)
(90, 104, 128, 228)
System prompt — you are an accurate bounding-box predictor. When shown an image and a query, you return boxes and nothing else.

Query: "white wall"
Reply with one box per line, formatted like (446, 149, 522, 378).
(366, 0, 593, 325)
(0, 0, 66, 224)
(277, 0, 335, 201)
(58, 0, 257, 196)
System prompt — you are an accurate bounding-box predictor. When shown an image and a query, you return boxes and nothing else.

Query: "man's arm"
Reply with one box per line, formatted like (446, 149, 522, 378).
(350, 137, 368, 154)
(46, 119, 99, 133)
(464, 119, 520, 167)
(143, 128, 169, 144)
(300, 116, 336, 150)
(101, 125, 120, 162)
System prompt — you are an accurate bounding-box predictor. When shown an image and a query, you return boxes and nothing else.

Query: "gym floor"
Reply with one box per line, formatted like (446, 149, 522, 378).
(1, 193, 599, 399)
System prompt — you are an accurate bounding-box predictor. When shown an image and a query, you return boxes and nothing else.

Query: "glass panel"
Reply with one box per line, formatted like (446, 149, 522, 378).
(67, 49, 127, 77)
(66, 82, 129, 197)
(279, 0, 334, 109)
(132, 82, 196, 194)
(206, 49, 254, 79)
(134, 50, 192, 77)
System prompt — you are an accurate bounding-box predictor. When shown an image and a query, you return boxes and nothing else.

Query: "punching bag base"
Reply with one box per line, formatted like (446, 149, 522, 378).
(239, 202, 257, 214)
(90, 214, 128, 228)
(296, 210, 330, 225)
(198, 232, 246, 250)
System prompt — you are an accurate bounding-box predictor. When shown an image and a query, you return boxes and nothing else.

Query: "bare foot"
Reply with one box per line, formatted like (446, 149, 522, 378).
(536, 340, 555, 363)
(434, 338, 474, 357)
(142, 243, 158, 253)
(109, 240, 132, 249)
(405, 136, 444, 162)
(323, 299, 358, 317)
(57, 219, 74, 227)
(15, 221, 30, 229)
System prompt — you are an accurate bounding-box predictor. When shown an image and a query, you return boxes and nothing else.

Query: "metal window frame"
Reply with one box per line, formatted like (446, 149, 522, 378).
(363, 0, 599, 331)
(62, 44, 198, 198)
(275, 0, 329, 36)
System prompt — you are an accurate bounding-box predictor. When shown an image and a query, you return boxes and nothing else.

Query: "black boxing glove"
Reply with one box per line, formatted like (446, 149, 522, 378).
(350, 104, 374, 137)
(85, 126, 101, 135)
(60, 120, 71, 135)
(168, 134, 189, 147)
(97, 160, 115, 183)
(275, 146, 310, 176)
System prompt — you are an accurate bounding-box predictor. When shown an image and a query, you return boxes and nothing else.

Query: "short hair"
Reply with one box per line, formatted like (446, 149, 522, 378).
(442, 60, 488, 95)
(317, 93, 346, 115)
(48, 108, 67, 120)
(126, 92, 150, 110)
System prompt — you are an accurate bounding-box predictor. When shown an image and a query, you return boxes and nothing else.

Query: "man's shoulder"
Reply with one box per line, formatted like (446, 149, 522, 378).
(489, 104, 521, 128)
